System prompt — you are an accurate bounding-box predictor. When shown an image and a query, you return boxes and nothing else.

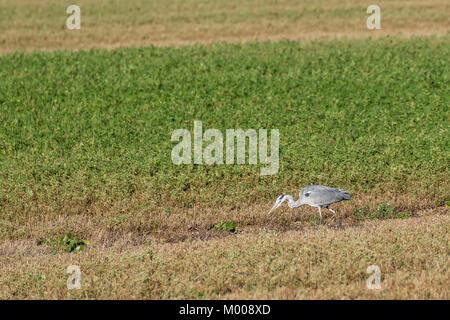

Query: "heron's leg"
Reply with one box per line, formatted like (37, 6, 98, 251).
(328, 208, 342, 229)
(318, 207, 323, 230)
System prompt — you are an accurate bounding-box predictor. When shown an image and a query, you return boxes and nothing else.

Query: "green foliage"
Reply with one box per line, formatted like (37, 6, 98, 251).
(0, 37, 448, 212)
(109, 215, 129, 229)
(373, 203, 395, 219)
(352, 206, 371, 220)
(437, 196, 450, 207)
(59, 232, 89, 253)
(353, 204, 411, 220)
(308, 215, 328, 226)
(211, 220, 237, 233)
(395, 211, 411, 219)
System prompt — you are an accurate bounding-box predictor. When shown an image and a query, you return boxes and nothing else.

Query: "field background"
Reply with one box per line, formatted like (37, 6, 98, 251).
(0, 1, 449, 299)
(0, 0, 449, 53)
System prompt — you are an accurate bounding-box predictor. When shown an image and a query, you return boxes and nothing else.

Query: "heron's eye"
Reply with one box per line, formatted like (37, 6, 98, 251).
(305, 192, 311, 197)
(278, 195, 284, 200)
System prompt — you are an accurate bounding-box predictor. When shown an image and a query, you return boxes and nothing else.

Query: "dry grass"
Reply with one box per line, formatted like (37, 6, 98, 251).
(1, 189, 446, 244)
(0, 212, 448, 299)
(0, 0, 448, 53)
(0, 191, 448, 299)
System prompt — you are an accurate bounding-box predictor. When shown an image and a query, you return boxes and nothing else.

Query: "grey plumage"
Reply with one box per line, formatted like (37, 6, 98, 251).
(299, 185, 350, 207)
(269, 185, 351, 228)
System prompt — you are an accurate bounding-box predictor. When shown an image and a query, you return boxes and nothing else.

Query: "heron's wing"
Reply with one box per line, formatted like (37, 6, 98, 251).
(302, 186, 350, 206)
(300, 185, 335, 197)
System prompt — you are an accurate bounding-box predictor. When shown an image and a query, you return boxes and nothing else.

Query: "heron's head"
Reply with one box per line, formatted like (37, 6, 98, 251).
(268, 195, 286, 214)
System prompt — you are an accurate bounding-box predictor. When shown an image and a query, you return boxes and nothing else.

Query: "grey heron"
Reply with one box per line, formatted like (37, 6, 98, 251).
(269, 185, 351, 228)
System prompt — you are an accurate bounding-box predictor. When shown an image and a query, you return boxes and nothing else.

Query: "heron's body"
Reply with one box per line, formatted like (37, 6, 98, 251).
(269, 185, 351, 228)
(298, 185, 350, 208)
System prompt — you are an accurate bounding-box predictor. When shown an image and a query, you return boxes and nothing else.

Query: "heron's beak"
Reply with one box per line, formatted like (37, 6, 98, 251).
(268, 204, 277, 214)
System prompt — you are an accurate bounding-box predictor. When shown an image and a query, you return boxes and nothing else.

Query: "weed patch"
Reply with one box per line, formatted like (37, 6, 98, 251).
(211, 221, 237, 233)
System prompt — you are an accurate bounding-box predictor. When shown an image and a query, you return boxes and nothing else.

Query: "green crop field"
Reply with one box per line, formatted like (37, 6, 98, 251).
(1, 38, 448, 216)
(0, 0, 448, 300)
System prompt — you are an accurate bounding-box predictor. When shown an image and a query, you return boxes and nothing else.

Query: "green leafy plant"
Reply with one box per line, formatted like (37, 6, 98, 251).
(211, 221, 237, 233)
(59, 232, 89, 253)
(395, 211, 411, 219)
(374, 203, 395, 219)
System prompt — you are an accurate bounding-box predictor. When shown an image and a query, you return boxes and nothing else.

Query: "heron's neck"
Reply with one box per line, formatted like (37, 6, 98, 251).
(284, 194, 303, 208)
